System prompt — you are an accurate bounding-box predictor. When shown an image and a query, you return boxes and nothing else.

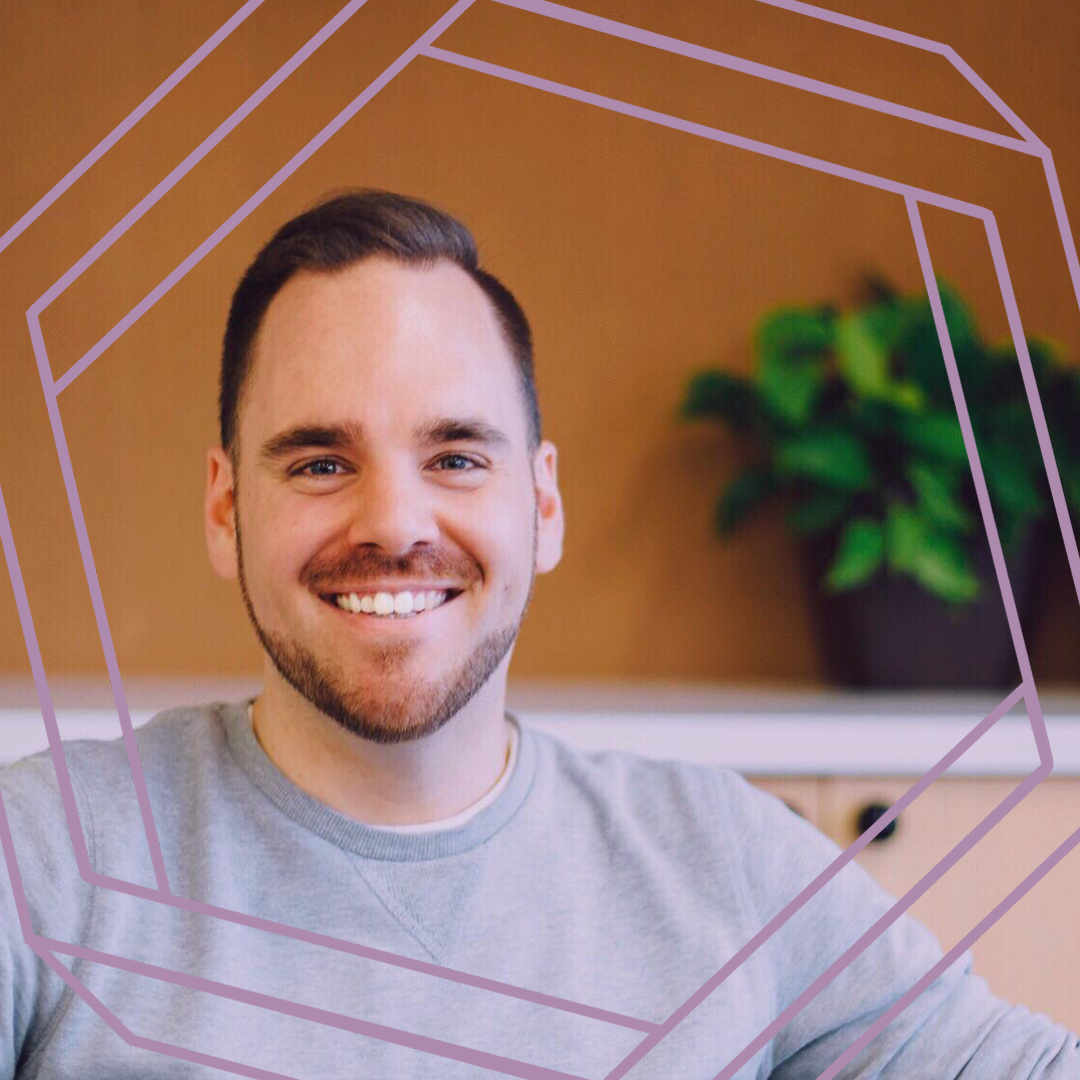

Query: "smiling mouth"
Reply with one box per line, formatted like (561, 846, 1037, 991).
(317, 589, 464, 621)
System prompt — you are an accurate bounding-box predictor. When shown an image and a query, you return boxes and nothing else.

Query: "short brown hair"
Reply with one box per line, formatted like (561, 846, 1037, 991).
(219, 188, 542, 467)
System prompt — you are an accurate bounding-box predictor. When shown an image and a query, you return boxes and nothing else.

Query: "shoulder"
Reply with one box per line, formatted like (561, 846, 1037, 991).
(44, 701, 236, 823)
(63, 700, 235, 793)
(523, 725, 884, 906)
(68, 702, 241, 865)
(524, 724, 803, 866)
(528, 723, 790, 822)
(2, 701, 238, 887)
(0, 746, 99, 1066)
(0, 748, 94, 892)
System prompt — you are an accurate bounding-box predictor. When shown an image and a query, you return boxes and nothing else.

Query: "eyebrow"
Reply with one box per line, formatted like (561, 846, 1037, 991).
(257, 416, 514, 464)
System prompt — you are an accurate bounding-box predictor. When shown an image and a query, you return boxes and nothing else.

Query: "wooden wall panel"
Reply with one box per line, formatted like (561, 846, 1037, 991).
(2, 0, 1078, 683)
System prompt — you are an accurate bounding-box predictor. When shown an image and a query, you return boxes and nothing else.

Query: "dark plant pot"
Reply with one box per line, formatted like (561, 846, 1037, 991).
(803, 522, 1048, 689)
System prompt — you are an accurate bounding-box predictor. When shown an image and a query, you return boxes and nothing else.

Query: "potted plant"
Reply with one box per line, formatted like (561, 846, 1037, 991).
(677, 272, 1080, 687)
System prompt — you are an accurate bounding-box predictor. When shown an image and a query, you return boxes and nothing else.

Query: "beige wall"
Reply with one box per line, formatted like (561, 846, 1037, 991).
(3, 0, 1079, 684)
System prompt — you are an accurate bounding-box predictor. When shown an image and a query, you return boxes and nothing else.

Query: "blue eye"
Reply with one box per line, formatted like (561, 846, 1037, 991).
(435, 453, 484, 471)
(295, 459, 342, 477)
(292, 454, 484, 478)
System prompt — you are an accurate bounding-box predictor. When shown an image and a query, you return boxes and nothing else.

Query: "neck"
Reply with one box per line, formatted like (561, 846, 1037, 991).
(249, 673, 514, 826)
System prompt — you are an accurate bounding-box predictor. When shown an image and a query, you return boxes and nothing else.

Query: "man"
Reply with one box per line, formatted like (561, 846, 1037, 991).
(1, 189, 1077, 1078)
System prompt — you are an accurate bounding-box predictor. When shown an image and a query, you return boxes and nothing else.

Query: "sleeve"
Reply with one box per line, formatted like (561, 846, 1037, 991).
(0, 752, 96, 1078)
(720, 771, 1080, 1079)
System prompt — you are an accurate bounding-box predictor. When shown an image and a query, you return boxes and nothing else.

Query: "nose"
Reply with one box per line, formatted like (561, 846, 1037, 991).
(343, 460, 441, 556)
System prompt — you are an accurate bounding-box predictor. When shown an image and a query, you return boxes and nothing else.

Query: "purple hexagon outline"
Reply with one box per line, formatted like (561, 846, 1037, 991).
(0, 0, 1079, 1077)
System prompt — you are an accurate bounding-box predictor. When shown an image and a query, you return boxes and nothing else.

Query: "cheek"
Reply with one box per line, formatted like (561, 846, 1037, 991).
(460, 511, 522, 570)
(244, 503, 326, 586)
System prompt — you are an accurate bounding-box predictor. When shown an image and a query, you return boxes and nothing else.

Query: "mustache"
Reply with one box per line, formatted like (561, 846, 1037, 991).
(302, 553, 468, 591)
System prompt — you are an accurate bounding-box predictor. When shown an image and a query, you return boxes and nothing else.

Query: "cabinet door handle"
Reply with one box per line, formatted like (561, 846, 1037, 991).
(856, 802, 899, 843)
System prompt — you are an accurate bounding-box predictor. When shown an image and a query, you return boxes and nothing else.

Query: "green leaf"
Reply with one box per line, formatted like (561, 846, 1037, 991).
(678, 370, 758, 429)
(1028, 336, 1062, 367)
(982, 395, 1038, 449)
(836, 307, 926, 410)
(927, 277, 978, 347)
(905, 460, 976, 533)
(906, 531, 981, 604)
(892, 411, 969, 466)
(884, 503, 929, 572)
(992, 336, 1060, 387)
(756, 352, 825, 426)
(847, 398, 900, 440)
(825, 517, 885, 590)
(753, 306, 834, 359)
(885, 380, 927, 411)
(752, 307, 833, 426)
(884, 504, 981, 603)
(953, 341, 992, 399)
(774, 428, 876, 490)
(897, 278, 979, 404)
(714, 465, 778, 535)
(979, 442, 1044, 517)
(786, 488, 854, 535)
(860, 269, 902, 304)
(835, 310, 891, 398)
(859, 301, 906, 352)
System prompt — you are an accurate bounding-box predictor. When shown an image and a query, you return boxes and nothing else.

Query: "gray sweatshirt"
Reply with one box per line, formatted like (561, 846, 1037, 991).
(1, 699, 1077, 1079)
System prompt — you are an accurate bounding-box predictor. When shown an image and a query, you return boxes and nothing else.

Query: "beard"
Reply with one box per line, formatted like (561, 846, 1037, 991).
(233, 495, 539, 746)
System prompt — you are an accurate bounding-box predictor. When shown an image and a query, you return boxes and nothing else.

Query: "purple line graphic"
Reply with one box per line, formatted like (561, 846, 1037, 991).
(44, 0, 377, 391)
(0, 0, 269, 258)
(2, 0, 1080, 1076)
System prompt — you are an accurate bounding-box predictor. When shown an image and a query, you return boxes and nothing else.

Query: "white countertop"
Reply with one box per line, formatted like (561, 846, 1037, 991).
(3, 677, 1080, 775)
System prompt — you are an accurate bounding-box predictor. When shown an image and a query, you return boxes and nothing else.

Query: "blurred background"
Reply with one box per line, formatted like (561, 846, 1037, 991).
(3, 0, 1080, 689)
(5, 0, 1080, 1039)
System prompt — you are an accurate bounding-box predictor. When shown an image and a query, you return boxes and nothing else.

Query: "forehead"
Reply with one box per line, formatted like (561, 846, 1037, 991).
(243, 256, 520, 440)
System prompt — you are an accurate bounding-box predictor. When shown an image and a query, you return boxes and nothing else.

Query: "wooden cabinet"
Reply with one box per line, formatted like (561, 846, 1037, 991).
(748, 774, 1080, 1032)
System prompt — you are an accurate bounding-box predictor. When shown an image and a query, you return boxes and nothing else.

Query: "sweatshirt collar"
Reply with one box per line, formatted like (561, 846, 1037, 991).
(221, 698, 537, 861)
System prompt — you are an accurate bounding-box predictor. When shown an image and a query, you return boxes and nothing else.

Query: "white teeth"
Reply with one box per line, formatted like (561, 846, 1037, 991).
(332, 589, 451, 618)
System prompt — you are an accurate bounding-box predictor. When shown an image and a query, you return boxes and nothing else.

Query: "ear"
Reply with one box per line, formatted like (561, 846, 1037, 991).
(532, 440, 564, 575)
(205, 447, 239, 581)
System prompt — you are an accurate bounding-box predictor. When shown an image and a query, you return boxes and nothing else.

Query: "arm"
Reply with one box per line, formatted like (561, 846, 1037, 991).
(721, 772, 1080, 1079)
(0, 753, 95, 1078)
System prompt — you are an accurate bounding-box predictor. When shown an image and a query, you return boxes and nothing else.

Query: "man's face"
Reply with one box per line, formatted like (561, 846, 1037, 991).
(205, 255, 563, 744)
